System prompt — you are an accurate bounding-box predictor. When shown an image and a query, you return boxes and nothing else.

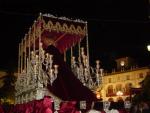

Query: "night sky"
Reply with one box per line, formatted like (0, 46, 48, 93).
(0, 0, 149, 71)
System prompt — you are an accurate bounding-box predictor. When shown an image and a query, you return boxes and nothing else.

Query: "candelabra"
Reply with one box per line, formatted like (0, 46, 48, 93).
(15, 42, 58, 104)
(71, 47, 104, 90)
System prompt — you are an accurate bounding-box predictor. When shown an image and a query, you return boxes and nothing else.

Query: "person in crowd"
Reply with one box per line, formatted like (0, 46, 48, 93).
(86, 101, 105, 113)
(129, 102, 138, 113)
(139, 100, 150, 113)
(117, 101, 127, 113)
(107, 102, 119, 113)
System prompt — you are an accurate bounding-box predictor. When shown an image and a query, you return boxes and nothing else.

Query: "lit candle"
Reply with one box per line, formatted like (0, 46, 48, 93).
(72, 56, 75, 60)
(96, 60, 100, 69)
(81, 47, 84, 56)
(50, 69, 53, 76)
(39, 42, 43, 47)
(54, 65, 58, 75)
(49, 55, 53, 61)
(46, 53, 49, 58)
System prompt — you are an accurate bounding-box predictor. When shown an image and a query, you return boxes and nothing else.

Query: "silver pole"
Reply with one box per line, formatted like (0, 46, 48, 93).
(38, 13, 42, 80)
(28, 28, 31, 61)
(24, 34, 27, 72)
(33, 21, 36, 55)
(85, 22, 90, 68)
(78, 40, 81, 64)
(18, 43, 20, 75)
(21, 40, 23, 73)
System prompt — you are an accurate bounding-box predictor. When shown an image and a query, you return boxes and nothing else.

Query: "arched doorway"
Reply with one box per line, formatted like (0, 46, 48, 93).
(107, 85, 114, 96)
(116, 84, 122, 92)
(125, 83, 132, 95)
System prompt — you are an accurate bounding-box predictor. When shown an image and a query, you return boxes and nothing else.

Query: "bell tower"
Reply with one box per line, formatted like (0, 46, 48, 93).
(115, 57, 135, 71)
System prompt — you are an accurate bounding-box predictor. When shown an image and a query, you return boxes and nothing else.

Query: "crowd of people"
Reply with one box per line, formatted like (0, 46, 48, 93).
(1, 100, 150, 113)
(87, 101, 150, 113)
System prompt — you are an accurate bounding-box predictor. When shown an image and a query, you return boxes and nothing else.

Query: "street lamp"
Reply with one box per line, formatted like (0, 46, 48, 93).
(116, 91, 123, 102)
(147, 45, 150, 52)
(116, 91, 123, 96)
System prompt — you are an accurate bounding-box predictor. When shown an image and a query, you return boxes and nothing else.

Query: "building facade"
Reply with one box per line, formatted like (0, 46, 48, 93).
(97, 57, 150, 102)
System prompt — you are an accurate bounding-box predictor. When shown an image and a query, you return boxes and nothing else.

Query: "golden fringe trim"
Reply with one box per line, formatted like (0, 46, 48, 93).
(23, 17, 86, 48)
(42, 19, 86, 35)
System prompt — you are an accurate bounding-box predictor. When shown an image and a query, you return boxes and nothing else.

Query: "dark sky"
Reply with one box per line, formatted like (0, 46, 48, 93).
(0, 0, 149, 71)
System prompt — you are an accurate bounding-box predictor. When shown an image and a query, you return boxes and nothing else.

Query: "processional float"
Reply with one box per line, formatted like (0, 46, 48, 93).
(15, 13, 104, 109)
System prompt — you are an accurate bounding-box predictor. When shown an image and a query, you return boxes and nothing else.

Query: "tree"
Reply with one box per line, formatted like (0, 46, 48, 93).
(0, 70, 16, 104)
(141, 74, 150, 100)
(132, 73, 150, 103)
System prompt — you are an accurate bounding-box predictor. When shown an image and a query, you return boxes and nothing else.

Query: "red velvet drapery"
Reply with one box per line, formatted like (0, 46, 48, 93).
(7, 96, 53, 113)
(41, 30, 84, 54)
(44, 45, 97, 112)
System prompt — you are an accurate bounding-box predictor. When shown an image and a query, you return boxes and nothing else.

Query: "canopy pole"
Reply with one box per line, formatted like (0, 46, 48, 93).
(33, 20, 36, 55)
(78, 40, 81, 64)
(28, 28, 31, 61)
(38, 13, 42, 78)
(85, 22, 90, 67)
(21, 40, 23, 73)
(24, 34, 27, 72)
(64, 49, 66, 62)
(71, 46, 73, 58)
(18, 43, 20, 75)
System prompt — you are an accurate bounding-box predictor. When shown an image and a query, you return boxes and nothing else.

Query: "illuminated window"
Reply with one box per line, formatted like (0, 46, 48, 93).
(146, 72, 150, 76)
(139, 73, 144, 78)
(107, 85, 113, 94)
(108, 78, 112, 83)
(126, 75, 130, 80)
(125, 83, 130, 93)
(118, 76, 120, 81)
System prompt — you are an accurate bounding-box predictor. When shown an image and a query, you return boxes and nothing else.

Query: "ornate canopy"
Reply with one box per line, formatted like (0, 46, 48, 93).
(25, 13, 87, 54)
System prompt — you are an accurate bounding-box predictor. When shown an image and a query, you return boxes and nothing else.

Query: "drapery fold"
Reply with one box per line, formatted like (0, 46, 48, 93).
(44, 45, 97, 112)
(41, 29, 84, 54)
(7, 96, 53, 113)
(0, 104, 4, 113)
